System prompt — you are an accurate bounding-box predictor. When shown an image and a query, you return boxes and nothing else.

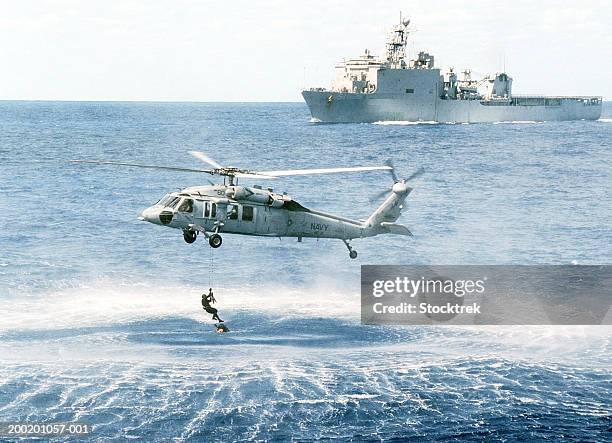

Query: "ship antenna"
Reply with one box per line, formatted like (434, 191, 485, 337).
(386, 12, 411, 69)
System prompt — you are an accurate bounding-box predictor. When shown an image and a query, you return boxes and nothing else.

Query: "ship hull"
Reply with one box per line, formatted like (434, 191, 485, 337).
(302, 91, 602, 123)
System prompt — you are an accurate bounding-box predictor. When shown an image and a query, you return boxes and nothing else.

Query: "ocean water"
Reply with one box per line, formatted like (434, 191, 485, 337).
(0, 101, 610, 441)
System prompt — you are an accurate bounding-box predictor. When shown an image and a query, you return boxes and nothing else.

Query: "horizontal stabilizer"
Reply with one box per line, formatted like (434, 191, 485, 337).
(380, 222, 413, 236)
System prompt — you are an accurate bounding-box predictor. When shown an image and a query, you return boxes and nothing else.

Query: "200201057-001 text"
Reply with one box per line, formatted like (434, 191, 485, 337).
(0, 422, 93, 437)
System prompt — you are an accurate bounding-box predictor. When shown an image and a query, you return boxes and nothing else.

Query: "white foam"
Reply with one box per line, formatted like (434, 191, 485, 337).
(598, 118, 612, 122)
(493, 121, 543, 124)
(0, 279, 359, 332)
(340, 393, 379, 399)
(373, 120, 438, 125)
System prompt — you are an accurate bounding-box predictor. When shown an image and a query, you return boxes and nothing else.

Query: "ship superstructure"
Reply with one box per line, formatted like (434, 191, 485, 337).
(302, 17, 602, 123)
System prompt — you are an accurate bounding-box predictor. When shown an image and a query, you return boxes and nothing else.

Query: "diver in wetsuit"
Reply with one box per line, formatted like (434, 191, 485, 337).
(216, 323, 229, 333)
(202, 288, 223, 322)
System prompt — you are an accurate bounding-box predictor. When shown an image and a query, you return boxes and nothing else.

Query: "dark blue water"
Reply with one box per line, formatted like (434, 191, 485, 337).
(0, 101, 610, 441)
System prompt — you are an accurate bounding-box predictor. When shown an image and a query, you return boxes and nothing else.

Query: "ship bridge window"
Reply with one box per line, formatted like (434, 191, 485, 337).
(405, 88, 414, 93)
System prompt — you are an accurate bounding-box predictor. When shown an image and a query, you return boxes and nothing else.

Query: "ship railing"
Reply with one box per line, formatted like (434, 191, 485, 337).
(512, 94, 602, 103)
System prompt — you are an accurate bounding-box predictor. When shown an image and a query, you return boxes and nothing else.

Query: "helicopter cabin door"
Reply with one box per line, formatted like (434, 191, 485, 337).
(197, 200, 218, 231)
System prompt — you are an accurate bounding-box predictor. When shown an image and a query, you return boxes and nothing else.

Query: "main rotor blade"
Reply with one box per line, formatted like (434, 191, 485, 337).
(235, 172, 278, 179)
(369, 189, 391, 203)
(258, 165, 392, 177)
(71, 160, 214, 174)
(189, 151, 224, 169)
(385, 159, 399, 182)
(405, 167, 425, 182)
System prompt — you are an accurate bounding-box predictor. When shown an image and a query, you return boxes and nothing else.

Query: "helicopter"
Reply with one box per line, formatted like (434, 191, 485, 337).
(72, 152, 423, 259)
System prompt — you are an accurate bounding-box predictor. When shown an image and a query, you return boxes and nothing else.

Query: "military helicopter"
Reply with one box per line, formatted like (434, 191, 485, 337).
(73, 152, 423, 259)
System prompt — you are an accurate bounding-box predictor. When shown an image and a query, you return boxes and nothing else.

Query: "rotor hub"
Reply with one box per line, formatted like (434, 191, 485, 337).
(392, 182, 409, 194)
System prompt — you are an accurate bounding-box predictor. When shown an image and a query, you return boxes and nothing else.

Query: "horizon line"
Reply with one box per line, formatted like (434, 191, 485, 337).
(0, 99, 307, 104)
(0, 98, 610, 104)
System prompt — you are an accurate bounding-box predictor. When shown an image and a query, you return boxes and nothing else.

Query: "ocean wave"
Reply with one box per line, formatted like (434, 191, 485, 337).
(598, 118, 612, 122)
(0, 355, 609, 441)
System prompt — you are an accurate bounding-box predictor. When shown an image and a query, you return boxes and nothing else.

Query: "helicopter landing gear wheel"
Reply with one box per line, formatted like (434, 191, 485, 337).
(183, 230, 197, 244)
(209, 233, 222, 248)
(343, 239, 358, 259)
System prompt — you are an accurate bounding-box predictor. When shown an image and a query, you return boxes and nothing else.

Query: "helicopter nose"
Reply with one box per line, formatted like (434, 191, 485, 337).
(139, 206, 174, 225)
(139, 207, 160, 224)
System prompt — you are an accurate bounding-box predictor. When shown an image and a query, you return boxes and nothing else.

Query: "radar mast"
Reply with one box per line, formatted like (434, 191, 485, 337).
(385, 12, 411, 68)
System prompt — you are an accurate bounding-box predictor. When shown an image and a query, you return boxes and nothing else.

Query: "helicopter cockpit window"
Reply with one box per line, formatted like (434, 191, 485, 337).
(178, 198, 193, 213)
(228, 204, 238, 220)
(156, 194, 174, 206)
(167, 197, 181, 209)
(204, 202, 210, 218)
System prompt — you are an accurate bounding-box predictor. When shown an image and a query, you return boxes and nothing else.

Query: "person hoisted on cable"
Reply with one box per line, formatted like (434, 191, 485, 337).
(201, 288, 223, 322)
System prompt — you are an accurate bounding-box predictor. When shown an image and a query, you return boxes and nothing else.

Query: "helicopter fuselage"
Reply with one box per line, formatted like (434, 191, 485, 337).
(74, 151, 417, 259)
(139, 184, 372, 241)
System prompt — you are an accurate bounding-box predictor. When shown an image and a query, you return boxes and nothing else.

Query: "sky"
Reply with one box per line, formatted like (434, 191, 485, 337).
(0, 0, 610, 101)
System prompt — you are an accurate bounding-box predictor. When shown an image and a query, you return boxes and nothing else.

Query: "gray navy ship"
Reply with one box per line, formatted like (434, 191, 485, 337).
(302, 17, 602, 123)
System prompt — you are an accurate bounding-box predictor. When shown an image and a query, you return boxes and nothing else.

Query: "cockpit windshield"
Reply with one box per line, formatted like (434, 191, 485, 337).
(167, 197, 181, 209)
(156, 194, 175, 206)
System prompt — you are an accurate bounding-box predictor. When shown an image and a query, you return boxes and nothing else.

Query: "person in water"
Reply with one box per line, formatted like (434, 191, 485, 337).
(202, 288, 223, 322)
(216, 323, 229, 333)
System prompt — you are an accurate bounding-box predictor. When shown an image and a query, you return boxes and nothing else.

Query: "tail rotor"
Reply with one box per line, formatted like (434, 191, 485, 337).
(370, 160, 424, 203)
